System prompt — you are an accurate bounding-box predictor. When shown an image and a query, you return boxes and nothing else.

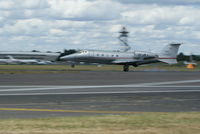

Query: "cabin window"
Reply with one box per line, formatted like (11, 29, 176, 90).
(97, 54, 99, 56)
(116, 55, 119, 57)
(101, 54, 104, 56)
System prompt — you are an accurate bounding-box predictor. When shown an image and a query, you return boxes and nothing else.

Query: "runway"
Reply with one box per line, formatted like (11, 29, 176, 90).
(0, 71, 200, 118)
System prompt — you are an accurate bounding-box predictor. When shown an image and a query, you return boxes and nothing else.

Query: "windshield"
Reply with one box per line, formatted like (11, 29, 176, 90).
(78, 50, 88, 54)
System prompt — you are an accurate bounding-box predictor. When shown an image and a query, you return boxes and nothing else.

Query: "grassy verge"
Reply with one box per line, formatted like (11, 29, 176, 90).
(0, 112, 200, 134)
(0, 63, 199, 74)
(0, 65, 122, 74)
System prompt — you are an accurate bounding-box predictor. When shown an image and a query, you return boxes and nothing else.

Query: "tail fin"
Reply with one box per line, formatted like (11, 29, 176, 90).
(6, 55, 15, 60)
(158, 43, 181, 64)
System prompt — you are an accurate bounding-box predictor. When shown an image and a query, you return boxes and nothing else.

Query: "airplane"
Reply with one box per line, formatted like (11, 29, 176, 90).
(4, 55, 39, 64)
(0, 55, 53, 65)
(60, 43, 181, 72)
(0, 56, 15, 64)
(36, 60, 53, 65)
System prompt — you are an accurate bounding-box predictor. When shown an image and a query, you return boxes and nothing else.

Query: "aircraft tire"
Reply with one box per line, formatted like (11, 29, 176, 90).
(123, 65, 129, 72)
(71, 64, 75, 68)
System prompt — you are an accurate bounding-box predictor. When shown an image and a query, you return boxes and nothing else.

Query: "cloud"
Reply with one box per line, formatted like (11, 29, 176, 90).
(47, 0, 121, 21)
(49, 29, 69, 36)
(121, 5, 200, 25)
(0, 0, 200, 54)
(117, 0, 200, 5)
(19, 0, 50, 9)
(0, 19, 48, 36)
(0, 0, 14, 10)
(0, 0, 122, 21)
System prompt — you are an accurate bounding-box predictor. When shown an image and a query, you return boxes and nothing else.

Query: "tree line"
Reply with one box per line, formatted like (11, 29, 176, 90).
(177, 53, 200, 61)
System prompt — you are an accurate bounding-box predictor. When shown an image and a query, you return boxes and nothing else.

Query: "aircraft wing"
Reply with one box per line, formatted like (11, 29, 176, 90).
(112, 59, 137, 65)
(112, 55, 157, 65)
(112, 58, 158, 66)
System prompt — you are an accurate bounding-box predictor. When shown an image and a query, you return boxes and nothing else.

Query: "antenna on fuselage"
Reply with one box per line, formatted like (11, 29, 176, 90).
(118, 26, 131, 52)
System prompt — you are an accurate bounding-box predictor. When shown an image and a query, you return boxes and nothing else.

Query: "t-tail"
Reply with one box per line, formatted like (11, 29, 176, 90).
(7, 55, 15, 60)
(158, 43, 181, 64)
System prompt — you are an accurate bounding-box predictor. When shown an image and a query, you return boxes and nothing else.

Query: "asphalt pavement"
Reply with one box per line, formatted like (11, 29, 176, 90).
(0, 71, 200, 118)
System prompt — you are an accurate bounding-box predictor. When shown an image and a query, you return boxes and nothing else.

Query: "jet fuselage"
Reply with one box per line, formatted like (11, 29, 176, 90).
(62, 50, 158, 66)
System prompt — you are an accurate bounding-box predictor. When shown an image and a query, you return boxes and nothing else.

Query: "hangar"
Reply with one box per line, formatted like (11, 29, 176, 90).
(0, 51, 60, 61)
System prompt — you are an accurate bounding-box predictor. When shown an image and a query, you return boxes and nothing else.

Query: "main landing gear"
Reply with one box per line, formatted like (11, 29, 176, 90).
(71, 64, 75, 68)
(123, 65, 129, 72)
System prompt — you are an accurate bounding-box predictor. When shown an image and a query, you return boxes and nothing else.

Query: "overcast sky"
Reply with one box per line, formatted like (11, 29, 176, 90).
(1, 0, 200, 54)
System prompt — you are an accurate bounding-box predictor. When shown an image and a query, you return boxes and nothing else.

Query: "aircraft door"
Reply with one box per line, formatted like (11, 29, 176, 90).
(88, 51, 93, 57)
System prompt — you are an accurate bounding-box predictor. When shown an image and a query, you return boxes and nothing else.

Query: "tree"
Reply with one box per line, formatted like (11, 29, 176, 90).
(177, 53, 189, 61)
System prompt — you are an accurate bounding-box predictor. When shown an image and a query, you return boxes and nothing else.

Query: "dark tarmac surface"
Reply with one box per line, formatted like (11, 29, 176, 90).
(0, 71, 200, 119)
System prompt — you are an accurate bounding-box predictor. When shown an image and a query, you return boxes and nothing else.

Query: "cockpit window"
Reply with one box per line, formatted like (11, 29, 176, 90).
(78, 50, 88, 54)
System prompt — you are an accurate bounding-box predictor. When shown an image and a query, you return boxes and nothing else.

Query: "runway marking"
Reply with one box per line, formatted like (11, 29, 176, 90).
(0, 86, 200, 92)
(0, 79, 200, 92)
(135, 79, 200, 86)
(0, 89, 200, 96)
(0, 79, 200, 88)
(0, 79, 200, 95)
(0, 108, 137, 114)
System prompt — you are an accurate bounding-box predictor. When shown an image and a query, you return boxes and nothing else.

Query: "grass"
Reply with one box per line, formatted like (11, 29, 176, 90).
(0, 112, 200, 134)
(0, 63, 199, 74)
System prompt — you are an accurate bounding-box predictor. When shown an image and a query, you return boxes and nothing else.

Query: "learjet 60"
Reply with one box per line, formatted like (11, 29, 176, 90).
(61, 43, 181, 72)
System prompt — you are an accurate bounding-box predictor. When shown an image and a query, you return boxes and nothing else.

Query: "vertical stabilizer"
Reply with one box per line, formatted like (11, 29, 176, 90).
(159, 43, 181, 64)
(7, 55, 15, 60)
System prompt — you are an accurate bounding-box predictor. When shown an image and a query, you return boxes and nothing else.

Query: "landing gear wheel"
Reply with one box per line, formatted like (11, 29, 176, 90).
(123, 65, 129, 72)
(71, 64, 75, 68)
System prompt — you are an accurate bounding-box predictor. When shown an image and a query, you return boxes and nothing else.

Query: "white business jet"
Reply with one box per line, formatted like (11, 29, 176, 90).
(0, 56, 15, 64)
(5, 55, 39, 64)
(61, 43, 181, 72)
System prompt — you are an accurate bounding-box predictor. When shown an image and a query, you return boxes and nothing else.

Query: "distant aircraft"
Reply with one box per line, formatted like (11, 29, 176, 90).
(61, 43, 181, 72)
(36, 60, 53, 65)
(4, 55, 38, 64)
(0, 56, 15, 64)
(0, 55, 52, 65)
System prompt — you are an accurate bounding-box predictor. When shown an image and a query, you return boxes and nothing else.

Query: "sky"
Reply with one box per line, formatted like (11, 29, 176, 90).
(0, 0, 200, 54)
